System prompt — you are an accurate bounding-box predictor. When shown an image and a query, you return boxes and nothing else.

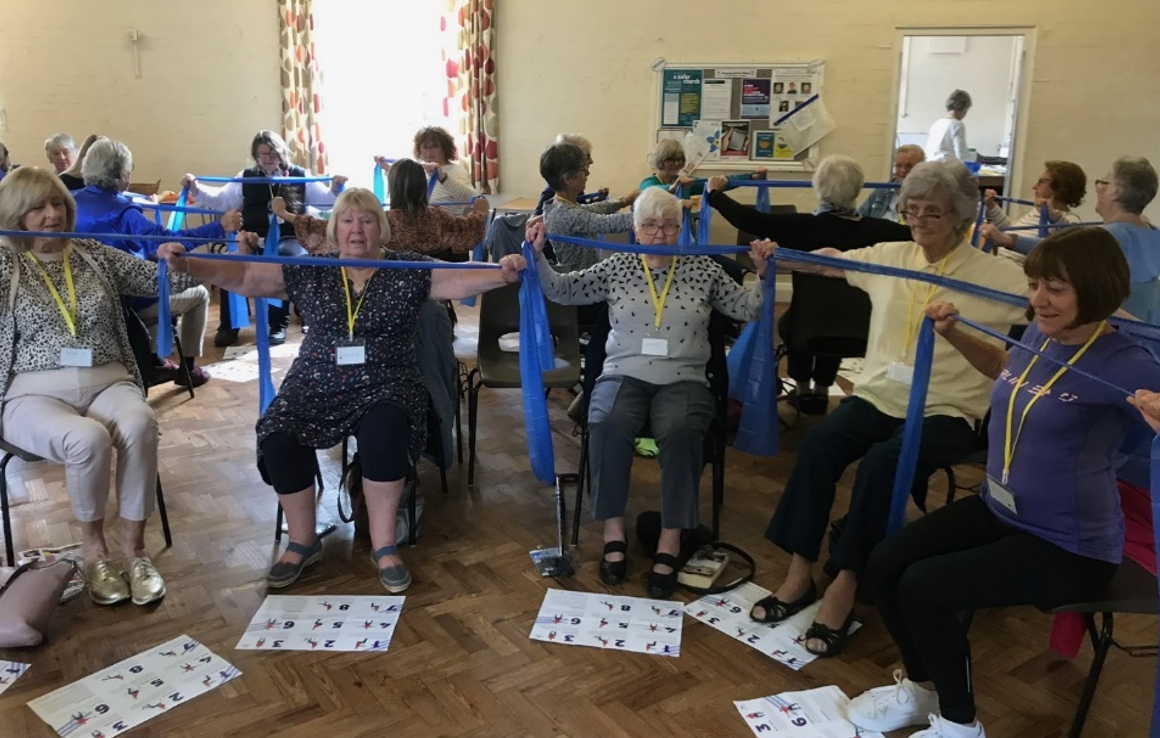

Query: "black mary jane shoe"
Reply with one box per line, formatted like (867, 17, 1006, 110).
(647, 552, 680, 599)
(803, 612, 857, 658)
(749, 580, 818, 624)
(599, 540, 628, 586)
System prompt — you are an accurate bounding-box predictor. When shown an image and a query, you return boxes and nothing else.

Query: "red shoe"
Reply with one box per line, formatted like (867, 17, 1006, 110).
(174, 365, 211, 388)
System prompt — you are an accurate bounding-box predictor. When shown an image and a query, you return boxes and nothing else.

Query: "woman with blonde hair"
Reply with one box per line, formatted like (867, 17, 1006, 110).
(640, 138, 765, 198)
(157, 187, 526, 593)
(0, 167, 194, 607)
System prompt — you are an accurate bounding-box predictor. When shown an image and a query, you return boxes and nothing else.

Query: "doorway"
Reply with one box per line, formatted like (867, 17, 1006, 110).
(891, 30, 1032, 198)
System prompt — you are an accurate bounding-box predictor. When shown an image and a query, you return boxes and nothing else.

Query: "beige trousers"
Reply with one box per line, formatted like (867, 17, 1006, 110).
(2, 364, 158, 522)
(136, 285, 210, 358)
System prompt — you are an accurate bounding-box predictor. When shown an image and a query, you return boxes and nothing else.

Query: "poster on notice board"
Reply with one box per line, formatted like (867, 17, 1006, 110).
(661, 69, 703, 127)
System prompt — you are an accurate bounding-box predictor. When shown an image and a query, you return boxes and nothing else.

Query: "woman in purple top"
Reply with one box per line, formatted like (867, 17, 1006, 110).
(845, 226, 1160, 738)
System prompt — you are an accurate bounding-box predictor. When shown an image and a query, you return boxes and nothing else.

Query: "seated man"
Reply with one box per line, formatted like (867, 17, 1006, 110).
(753, 160, 1027, 658)
(73, 138, 241, 386)
(857, 144, 924, 222)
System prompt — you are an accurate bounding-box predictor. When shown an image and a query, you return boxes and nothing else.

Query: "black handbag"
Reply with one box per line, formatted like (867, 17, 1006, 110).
(634, 511, 756, 595)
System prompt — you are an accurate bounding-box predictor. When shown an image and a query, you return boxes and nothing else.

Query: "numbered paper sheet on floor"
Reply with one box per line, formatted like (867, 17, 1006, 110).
(529, 589, 684, 657)
(236, 595, 405, 652)
(735, 685, 886, 737)
(0, 661, 30, 696)
(26, 635, 240, 738)
(684, 581, 860, 670)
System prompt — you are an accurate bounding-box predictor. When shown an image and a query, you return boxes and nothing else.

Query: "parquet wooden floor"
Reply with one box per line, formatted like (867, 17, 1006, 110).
(0, 300, 1155, 738)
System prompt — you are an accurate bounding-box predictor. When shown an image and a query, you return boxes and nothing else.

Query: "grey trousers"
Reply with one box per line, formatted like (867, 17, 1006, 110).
(587, 376, 715, 529)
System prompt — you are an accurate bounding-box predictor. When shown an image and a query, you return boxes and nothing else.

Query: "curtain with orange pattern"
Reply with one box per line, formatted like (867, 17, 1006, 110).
(441, 0, 498, 193)
(278, 0, 328, 174)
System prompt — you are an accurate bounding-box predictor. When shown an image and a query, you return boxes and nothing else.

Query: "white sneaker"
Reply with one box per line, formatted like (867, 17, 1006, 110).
(847, 669, 940, 732)
(909, 713, 985, 738)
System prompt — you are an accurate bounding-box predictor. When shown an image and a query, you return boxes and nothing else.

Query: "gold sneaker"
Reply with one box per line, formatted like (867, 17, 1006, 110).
(84, 559, 130, 605)
(127, 556, 167, 606)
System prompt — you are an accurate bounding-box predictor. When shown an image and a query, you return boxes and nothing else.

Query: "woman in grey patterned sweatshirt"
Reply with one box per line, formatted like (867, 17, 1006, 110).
(540, 141, 640, 272)
(532, 186, 773, 598)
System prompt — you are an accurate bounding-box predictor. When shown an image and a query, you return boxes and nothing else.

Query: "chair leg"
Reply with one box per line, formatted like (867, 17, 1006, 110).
(433, 431, 449, 496)
(455, 376, 465, 466)
(154, 474, 173, 549)
(1, 453, 15, 567)
(571, 426, 589, 547)
(1069, 612, 1114, 738)
(711, 437, 725, 540)
(173, 334, 195, 400)
(274, 503, 284, 542)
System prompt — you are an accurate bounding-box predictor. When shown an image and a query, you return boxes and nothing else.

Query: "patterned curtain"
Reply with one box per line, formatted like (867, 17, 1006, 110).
(441, 0, 498, 193)
(278, 0, 327, 174)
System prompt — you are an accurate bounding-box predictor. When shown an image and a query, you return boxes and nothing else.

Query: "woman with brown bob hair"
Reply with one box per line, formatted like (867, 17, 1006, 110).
(846, 226, 1160, 738)
(980, 160, 1087, 259)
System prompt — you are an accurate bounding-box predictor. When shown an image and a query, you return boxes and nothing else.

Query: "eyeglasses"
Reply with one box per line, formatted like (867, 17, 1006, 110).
(639, 222, 681, 236)
(255, 149, 281, 160)
(1094, 179, 1110, 189)
(661, 158, 686, 167)
(902, 208, 945, 223)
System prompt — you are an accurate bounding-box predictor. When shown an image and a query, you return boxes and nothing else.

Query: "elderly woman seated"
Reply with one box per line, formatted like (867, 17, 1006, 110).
(73, 138, 242, 387)
(640, 138, 765, 198)
(752, 160, 1028, 657)
(534, 134, 609, 216)
(278, 158, 488, 261)
(57, 134, 103, 192)
(44, 132, 77, 178)
(706, 155, 911, 413)
(540, 142, 641, 273)
(377, 125, 479, 217)
(857, 144, 925, 222)
(849, 228, 1160, 738)
(158, 188, 526, 593)
(986, 156, 1160, 323)
(0, 167, 195, 607)
(531, 186, 772, 598)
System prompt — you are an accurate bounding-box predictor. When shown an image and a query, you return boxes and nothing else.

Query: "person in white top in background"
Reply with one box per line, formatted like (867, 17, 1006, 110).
(924, 90, 972, 162)
(376, 126, 479, 217)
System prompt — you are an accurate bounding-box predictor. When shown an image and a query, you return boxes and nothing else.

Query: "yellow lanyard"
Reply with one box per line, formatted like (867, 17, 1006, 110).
(340, 267, 373, 340)
(902, 252, 950, 358)
(641, 256, 677, 329)
(25, 248, 78, 337)
(1002, 322, 1105, 483)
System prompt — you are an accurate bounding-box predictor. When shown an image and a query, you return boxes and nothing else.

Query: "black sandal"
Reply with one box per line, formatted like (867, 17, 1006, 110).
(599, 540, 628, 586)
(803, 613, 856, 658)
(647, 552, 680, 599)
(749, 581, 818, 624)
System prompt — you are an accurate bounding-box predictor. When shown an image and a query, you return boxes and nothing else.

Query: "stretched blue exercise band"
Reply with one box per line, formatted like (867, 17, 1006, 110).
(226, 233, 249, 331)
(698, 192, 712, 245)
(195, 175, 334, 184)
(728, 179, 899, 190)
(427, 171, 439, 198)
(518, 242, 557, 485)
(166, 186, 190, 231)
(373, 165, 386, 204)
(733, 261, 778, 457)
(999, 221, 1104, 232)
(1038, 203, 1049, 239)
(138, 202, 225, 217)
(156, 259, 172, 357)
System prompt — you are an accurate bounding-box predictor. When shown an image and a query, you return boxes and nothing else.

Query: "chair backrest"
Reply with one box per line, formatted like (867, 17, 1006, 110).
(785, 273, 872, 359)
(127, 180, 162, 197)
(485, 212, 529, 262)
(122, 298, 155, 381)
(477, 282, 580, 364)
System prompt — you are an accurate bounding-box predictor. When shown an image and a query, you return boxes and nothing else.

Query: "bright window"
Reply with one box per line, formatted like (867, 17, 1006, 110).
(312, 1, 447, 187)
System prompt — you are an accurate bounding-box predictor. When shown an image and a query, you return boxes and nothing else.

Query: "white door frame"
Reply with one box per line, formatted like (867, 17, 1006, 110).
(885, 26, 1038, 199)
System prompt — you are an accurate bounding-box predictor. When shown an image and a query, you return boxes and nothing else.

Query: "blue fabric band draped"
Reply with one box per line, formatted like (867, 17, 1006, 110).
(263, 214, 283, 309)
(195, 175, 333, 184)
(156, 260, 173, 356)
(518, 243, 557, 485)
(970, 200, 986, 248)
(698, 193, 712, 244)
(373, 165, 386, 204)
(1038, 203, 1049, 239)
(139, 203, 224, 217)
(885, 317, 936, 533)
(166, 186, 189, 231)
(226, 233, 250, 330)
(756, 186, 770, 213)
(427, 171, 439, 198)
(732, 261, 779, 457)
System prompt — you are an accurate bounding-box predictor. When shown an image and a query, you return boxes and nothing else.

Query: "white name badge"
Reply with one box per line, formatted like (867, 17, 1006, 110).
(641, 338, 669, 357)
(336, 341, 366, 366)
(986, 474, 1018, 515)
(60, 347, 93, 367)
(885, 361, 914, 386)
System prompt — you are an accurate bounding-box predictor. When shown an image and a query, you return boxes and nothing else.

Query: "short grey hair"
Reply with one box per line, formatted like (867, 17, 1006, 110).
(812, 155, 864, 210)
(650, 139, 686, 170)
(44, 132, 75, 153)
(81, 138, 133, 190)
(900, 160, 979, 232)
(555, 133, 593, 158)
(896, 144, 925, 161)
(633, 186, 681, 228)
(1109, 156, 1158, 214)
(945, 89, 972, 113)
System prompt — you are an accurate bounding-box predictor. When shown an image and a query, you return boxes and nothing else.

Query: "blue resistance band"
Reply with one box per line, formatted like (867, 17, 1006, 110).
(137, 203, 225, 217)
(373, 165, 387, 205)
(518, 243, 557, 484)
(1039, 203, 1049, 239)
(195, 175, 334, 185)
(733, 262, 779, 457)
(728, 179, 900, 191)
(166, 186, 190, 231)
(1000, 220, 1105, 232)
(993, 195, 1036, 207)
(427, 171, 439, 198)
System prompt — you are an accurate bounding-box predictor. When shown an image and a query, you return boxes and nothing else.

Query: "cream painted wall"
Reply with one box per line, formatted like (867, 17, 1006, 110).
(0, 0, 280, 191)
(497, 0, 1160, 224)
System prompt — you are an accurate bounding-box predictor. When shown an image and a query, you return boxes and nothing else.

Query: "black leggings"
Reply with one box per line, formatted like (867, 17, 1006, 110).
(260, 404, 411, 494)
(864, 495, 1117, 724)
(777, 309, 840, 387)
